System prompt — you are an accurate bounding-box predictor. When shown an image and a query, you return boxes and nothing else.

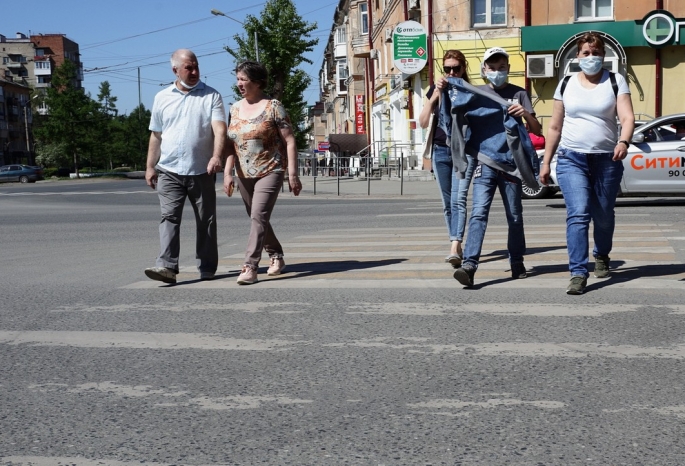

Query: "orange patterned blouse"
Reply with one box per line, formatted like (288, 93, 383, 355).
(228, 99, 292, 178)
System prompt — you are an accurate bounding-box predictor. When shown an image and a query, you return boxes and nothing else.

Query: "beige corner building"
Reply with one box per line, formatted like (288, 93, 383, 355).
(315, 0, 685, 174)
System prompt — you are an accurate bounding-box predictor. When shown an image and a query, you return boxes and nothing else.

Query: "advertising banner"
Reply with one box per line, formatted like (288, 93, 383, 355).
(355, 95, 366, 134)
(392, 20, 427, 75)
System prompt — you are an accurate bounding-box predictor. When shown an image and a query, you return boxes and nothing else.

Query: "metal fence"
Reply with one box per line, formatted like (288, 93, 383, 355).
(297, 141, 426, 196)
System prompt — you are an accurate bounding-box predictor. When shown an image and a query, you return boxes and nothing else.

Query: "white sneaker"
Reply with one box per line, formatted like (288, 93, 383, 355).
(267, 256, 286, 276)
(237, 265, 258, 285)
(144, 267, 176, 284)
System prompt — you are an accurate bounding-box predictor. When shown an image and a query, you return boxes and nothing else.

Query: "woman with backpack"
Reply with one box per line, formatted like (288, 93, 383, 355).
(538, 31, 635, 295)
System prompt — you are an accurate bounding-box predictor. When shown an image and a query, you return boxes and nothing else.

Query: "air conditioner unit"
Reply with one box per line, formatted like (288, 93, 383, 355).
(408, 0, 420, 9)
(526, 54, 555, 78)
(369, 49, 379, 60)
(385, 28, 393, 42)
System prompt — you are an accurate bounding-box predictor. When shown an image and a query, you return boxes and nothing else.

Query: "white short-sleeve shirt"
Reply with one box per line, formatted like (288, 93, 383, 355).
(554, 70, 630, 153)
(149, 82, 226, 176)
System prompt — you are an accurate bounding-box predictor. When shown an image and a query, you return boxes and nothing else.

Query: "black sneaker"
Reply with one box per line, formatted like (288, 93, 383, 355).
(511, 262, 527, 279)
(566, 276, 587, 295)
(594, 255, 610, 278)
(453, 264, 476, 287)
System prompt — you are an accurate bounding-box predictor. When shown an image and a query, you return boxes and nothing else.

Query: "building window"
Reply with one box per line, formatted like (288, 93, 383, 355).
(576, 0, 612, 20)
(473, 0, 506, 26)
(337, 59, 348, 94)
(360, 3, 369, 35)
(2, 57, 7, 64)
(36, 49, 45, 56)
(335, 26, 347, 45)
(35, 61, 50, 70)
(38, 76, 51, 84)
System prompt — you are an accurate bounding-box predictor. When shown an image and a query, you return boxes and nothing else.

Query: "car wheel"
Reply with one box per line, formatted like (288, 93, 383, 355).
(522, 182, 553, 199)
(19, 175, 29, 183)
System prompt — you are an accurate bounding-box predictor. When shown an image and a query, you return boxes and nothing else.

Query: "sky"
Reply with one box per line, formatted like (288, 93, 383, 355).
(0, 0, 338, 115)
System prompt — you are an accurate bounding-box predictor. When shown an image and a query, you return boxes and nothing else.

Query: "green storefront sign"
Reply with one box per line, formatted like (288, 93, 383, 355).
(521, 10, 685, 52)
(392, 20, 427, 75)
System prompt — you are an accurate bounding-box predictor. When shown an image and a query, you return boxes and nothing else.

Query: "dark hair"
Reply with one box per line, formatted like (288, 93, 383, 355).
(576, 32, 606, 56)
(442, 49, 470, 83)
(235, 61, 268, 90)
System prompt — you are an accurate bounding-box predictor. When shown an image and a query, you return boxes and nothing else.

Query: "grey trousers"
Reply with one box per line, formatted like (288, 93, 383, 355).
(237, 172, 284, 269)
(155, 170, 218, 274)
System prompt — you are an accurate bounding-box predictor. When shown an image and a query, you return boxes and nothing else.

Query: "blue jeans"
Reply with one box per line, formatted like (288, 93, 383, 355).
(463, 163, 526, 269)
(432, 144, 475, 242)
(555, 147, 624, 278)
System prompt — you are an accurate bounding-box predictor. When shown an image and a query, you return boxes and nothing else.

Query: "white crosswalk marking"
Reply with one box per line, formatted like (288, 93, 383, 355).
(124, 222, 685, 289)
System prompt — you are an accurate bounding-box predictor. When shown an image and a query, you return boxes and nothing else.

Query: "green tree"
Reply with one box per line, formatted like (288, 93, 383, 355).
(34, 60, 98, 177)
(96, 81, 119, 170)
(224, 0, 318, 149)
(117, 104, 151, 169)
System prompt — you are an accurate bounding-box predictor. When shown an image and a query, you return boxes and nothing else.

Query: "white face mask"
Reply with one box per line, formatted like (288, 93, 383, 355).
(578, 56, 603, 75)
(485, 70, 508, 88)
(179, 79, 199, 90)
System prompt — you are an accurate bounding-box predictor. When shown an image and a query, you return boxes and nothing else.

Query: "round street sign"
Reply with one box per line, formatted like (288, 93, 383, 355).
(392, 20, 428, 75)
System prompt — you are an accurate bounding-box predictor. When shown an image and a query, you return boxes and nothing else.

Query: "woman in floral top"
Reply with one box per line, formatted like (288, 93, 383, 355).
(223, 61, 302, 285)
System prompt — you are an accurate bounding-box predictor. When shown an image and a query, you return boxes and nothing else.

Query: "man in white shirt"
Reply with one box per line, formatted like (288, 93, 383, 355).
(144, 49, 227, 284)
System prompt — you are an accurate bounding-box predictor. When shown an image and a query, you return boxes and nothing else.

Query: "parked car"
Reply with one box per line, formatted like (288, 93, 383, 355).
(549, 113, 685, 196)
(522, 149, 560, 199)
(0, 164, 44, 183)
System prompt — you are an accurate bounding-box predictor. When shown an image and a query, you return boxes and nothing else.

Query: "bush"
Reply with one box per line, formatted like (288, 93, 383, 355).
(43, 168, 59, 178)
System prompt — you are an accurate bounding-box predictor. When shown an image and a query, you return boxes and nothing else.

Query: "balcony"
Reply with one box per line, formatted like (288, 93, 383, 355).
(350, 27, 370, 57)
(6, 62, 23, 69)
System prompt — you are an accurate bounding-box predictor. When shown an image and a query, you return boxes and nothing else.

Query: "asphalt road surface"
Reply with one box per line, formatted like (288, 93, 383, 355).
(1, 176, 685, 465)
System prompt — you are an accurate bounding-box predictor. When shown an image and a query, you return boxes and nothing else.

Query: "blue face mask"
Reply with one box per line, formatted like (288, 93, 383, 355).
(485, 70, 508, 88)
(578, 56, 604, 76)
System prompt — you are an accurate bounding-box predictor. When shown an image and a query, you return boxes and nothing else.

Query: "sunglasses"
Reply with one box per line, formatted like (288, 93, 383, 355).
(443, 65, 462, 74)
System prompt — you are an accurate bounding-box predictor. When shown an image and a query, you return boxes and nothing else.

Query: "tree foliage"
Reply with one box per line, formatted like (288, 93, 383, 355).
(33, 61, 151, 173)
(34, 60, 97, 176)
(224, 0, 318, 149)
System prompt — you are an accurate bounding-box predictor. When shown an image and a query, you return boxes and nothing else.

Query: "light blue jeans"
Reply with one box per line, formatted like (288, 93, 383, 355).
(432, 144, 475, 242)
(555, 147, 624, 278)
(462, 163, 526, 269)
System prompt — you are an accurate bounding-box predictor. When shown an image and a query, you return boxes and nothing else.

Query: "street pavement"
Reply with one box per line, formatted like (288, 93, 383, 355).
(1, 177, 685, 465)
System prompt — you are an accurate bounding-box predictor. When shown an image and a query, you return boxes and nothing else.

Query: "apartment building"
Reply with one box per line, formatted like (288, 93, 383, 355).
(0, 32, 82, 164)
(316, 0, 685, 174)
(0, 78, 32, 165)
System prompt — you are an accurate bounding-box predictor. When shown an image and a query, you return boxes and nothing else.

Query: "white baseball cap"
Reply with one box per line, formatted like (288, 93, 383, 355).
(483, 47, 509, 62)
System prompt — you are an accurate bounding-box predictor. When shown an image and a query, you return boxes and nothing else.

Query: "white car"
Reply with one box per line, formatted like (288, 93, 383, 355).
(521, 150, 560, 199)
(549, 113, 685, 196)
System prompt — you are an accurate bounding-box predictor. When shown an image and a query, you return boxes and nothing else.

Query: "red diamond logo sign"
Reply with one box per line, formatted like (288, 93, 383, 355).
(416, 47, 426, 57)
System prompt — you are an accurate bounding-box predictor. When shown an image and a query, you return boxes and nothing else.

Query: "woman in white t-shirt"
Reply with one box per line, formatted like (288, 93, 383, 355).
(539, 32, 635, 295)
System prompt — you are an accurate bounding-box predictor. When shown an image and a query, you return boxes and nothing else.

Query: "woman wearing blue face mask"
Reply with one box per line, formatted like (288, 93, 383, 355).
(539, 32, 635, 295)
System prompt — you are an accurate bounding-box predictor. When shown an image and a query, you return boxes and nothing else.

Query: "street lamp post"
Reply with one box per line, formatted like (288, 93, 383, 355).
(210, 8, 260, 62)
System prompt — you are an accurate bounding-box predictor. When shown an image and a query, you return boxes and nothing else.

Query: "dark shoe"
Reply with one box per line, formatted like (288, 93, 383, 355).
(446, 254, 462, 268)
(511, 262, 527, 279)
(566, 276, 587, 295)
(594, 255, 611, 278)
(145, 267, 177, 284)
(200, 271, 215, 281)
(453, 264, 476, 287)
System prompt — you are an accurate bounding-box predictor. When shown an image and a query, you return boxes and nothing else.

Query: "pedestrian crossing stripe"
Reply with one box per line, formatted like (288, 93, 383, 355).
(125, 224, 685, 288)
